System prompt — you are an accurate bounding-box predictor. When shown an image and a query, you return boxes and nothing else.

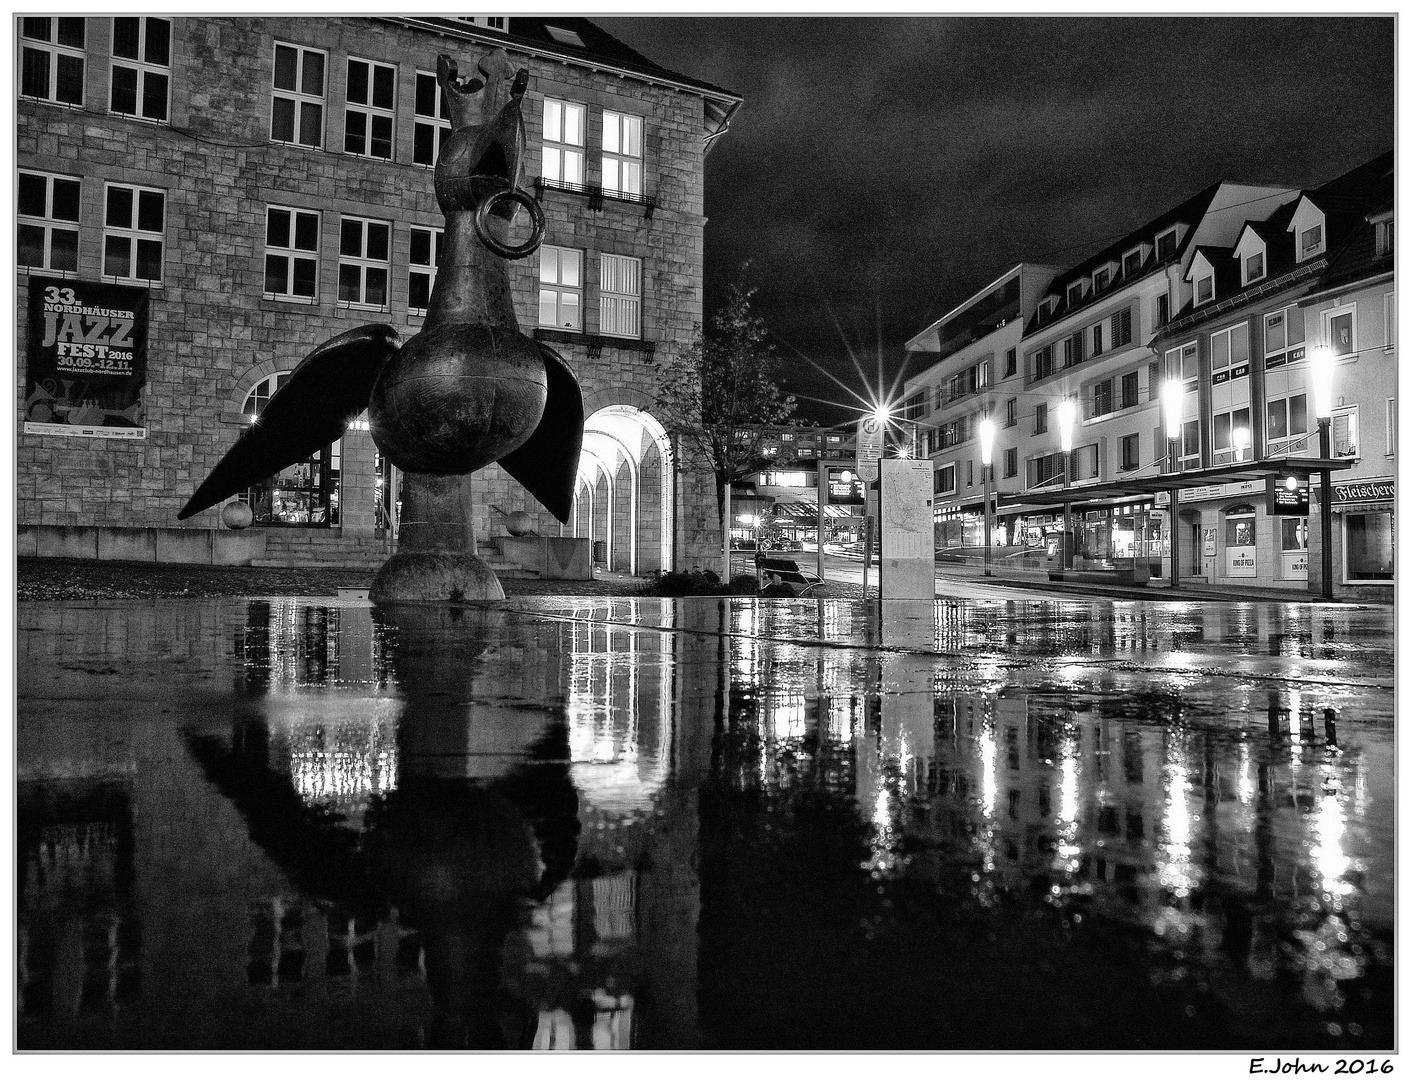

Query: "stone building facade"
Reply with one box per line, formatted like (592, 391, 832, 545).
(16, 15, 738, 573)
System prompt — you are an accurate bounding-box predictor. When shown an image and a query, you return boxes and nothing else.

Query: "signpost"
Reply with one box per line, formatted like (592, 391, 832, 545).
(856, 416, 884, 597)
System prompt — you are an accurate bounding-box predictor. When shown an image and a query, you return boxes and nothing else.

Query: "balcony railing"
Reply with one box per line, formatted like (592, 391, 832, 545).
(534, 177, 657, 219)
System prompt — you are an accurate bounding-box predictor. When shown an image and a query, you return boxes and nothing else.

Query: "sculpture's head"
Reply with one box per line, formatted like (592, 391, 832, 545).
(433, 49, 529, 216)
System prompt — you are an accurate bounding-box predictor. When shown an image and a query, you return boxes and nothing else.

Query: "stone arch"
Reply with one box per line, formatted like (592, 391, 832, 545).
(576, 402, 675, 576)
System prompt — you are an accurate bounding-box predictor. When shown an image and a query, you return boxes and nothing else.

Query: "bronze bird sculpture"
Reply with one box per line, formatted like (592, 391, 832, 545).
(179, 49, 583, 532)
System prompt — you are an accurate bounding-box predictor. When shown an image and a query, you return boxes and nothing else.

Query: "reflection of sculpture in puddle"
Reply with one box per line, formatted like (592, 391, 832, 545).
(188, 604, 587, 1048)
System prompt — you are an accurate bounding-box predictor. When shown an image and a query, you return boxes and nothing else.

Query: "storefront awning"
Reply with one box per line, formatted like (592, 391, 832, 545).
(996, 456, 1355, 511)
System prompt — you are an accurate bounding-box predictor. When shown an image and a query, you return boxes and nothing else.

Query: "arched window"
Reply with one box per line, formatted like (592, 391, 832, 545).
(239, 372, 340, 527)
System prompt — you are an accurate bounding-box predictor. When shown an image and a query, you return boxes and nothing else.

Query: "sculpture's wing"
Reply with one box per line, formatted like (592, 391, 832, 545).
(497, 341, 584, 524)
(179, 324, 401, 520)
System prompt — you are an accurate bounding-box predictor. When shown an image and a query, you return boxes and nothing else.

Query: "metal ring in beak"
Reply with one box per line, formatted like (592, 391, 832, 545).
(472, 187, 546, 260)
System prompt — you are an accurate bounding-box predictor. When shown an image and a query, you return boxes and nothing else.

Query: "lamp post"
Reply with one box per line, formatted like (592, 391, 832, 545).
(1310, 346, 1337, 600)
(1162, 378, 1185, 589)
(1056, 398, 1077, 570)
(979, 416, 996, 577)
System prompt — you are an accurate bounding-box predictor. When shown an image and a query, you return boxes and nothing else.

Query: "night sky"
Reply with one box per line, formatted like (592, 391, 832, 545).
(595, 15, 1395, 424)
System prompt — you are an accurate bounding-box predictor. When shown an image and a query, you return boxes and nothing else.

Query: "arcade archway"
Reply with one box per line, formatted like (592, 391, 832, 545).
(572, 405, 674, 575)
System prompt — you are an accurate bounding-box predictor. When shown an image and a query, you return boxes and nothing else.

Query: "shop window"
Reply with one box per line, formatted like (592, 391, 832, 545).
(1280, 517, 1308, 581)
(408, 226, 442, 315)
(264, 206, 320, 301)
(344, 58, 396, 160)
(20, 17, 85, 105)
(538, 245, 582, 329)
(1345, 512, 1393, 581)
(602, 110, 643, 197)
(271, 42, 326, 148)
(110, 17, 170, 121)
(241, 373, 340, 527)
(1263, 307, 1305, 368)
(18, 170, 80, 274)
(103, 183, 165, 283)
(338, 217, 390, 308)
(542, 97, 586, 188)
(413, 70, 451, 166)
(1224, 506, 1257, 578)
(599, 253, 641, 338)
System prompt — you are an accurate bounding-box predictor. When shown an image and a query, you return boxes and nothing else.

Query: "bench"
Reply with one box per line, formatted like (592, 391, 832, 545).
(756, 555, 823, 596)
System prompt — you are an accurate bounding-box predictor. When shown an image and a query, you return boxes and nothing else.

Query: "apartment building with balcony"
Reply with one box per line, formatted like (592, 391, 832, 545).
(17, 15, 739, 574)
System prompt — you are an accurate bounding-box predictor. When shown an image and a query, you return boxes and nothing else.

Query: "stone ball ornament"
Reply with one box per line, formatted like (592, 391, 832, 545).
(178, 48, 585, 599)
(505, 511, 534, 536)
(220, 500, 254, 530)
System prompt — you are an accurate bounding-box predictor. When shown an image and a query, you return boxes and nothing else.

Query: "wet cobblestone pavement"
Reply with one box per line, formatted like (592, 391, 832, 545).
(16, 593, 1393, 1050)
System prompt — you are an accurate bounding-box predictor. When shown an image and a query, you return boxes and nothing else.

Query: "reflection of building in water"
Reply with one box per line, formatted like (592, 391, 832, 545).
(246, 897, 427, 993)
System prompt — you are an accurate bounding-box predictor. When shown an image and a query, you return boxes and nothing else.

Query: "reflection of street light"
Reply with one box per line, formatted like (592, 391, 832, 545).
(1056, 398, 1076, 570)
(979, 416, 996, 577)
(1162, 378, 1185, 589)
(1232, 426, 1251, 462)
(1310, 345, 1336, 599)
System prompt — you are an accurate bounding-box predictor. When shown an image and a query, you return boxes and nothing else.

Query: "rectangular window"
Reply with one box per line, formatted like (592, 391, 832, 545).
(271, 42, 325, 148)
(1120, 433, 1139, 471)
(1212, 406, 1251, 462)
(1005, 398, 1017, 428)
(1156, 293, 1170, 327)
(599, 253, 641, 338)
(1156, 229, 1178, 260)
(1387, 398, 1396, 456)
(1181, 419, 1200, 468)
(1265, 393, 1309, 452)
(1384, 292, 1396, 349)
(1147, 361, 1160, 402)
(1345, 512, 1394, 581)
(408, 226, 442, 315)
(20, 17, 85, 105)
(1123, 249, 1142, 277)
(1063, 331, 1084, 367)
(102, 183, 165, 282)
(1263, 307, 1305, 368)
(1034, 403, 1047, 435)
(1003, 446, 1018, 478)
(1067, 282, 1084, 307)
(18, 170, 81, 274)
(935, 465, 955, 495)
(110, 17, 170, 121)
(1325, 307, 1356, 357)
(264, 206, 320, 301)
(345, 58, 395, 160)
(337, 217, 390, 308)
(1376, 219, 1394, 256)
(1004, 347, 1017, 378)
(1092, 268, 1110, 292)
(1210, 324, 1250, 381)
(1032, 345, 1054, 380)
(1120, 371, 1139, 409)
(1166, 342, 1198, 387)
(413, 70, 451, 166)
(542, 98, 586, 188)
(1031, 451, 1065, 488)
(1195, 274, 1213, 304)
(1111, 307, 1133, 349)
(538, 245, 582, 330)
(1332, 408, 1359, 457)
(602, 110, 643, 197)
(1301, 223, 1324, 258)
(1244, 251, 1264, 283)
(1090, 378, 1114, 418)
(966, 459, 974, 487)
(1091, 321, 1104, 357)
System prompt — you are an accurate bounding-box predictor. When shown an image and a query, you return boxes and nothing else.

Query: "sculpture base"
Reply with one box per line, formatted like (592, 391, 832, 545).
(370, 549, 506, 604)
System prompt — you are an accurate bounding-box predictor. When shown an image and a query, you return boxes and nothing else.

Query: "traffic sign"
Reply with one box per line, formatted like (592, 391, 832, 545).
(856, 415, 883, 481)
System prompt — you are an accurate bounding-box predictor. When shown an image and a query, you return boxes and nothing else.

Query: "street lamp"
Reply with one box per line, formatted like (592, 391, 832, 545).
(1056, 398, 1077, 570)
(979, 416, 996, 577)
(1162, 377, 1185, 589)
(1310, 346, 1337, 599)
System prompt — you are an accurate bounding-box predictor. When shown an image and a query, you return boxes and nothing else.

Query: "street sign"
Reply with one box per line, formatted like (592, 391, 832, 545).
(856, 416, 883, 481)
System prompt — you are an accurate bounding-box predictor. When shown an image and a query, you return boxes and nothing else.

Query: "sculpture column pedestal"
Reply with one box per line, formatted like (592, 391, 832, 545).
(370, 472, 505, 603)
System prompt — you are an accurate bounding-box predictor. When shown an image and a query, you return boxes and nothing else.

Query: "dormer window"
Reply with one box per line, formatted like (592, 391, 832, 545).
(1244, 251, 1264, 285)
(1301, 223, 1323, 258)
(545, 24, 585, 47)
(1122, 248, 1143, 277)
(1067, 281, 1085, 307)
(1155, 227, 1179, 260)
(1039, 296, 1057, 321)
(1375, 217, 1394, 255)
(1092, 267, 1110, 292)
(1233, 224, 1267, 288)
(455, 17, 507, 32)
(1195, 273, 1214, 305)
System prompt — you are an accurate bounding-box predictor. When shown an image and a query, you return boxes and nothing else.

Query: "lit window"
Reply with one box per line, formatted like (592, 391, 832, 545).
(271, 42, 325, 148)
(1331, 407, 1359, 457)
(542, 98, 585, 188)
(1263, 308, 1305, 368)
(18, 171, 81, 274)
(110, 17, 170, 121)
(338, 217, 391, 308)
(1244, 251, 1264, 284)
(538, 245, 582, 329)
(1210, 324, 1249, 381)
(599, 253, 641, 338)
(345, 58, 395, 160)
(602, 110, 643, 197)
(408, 226, 442, 315)
(1212, 406, 1251, 463)
(1165, 342, 1198, 388)
(264, 206, 320, 301)
(103, 183, 165, 282)
(20, 17, 85, 106)
(413, 70, 451, 166)
(1325, 307, 1356, 358)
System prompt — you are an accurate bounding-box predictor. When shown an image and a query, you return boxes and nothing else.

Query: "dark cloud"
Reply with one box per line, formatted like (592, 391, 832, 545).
(596, 16, 1394, 423)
